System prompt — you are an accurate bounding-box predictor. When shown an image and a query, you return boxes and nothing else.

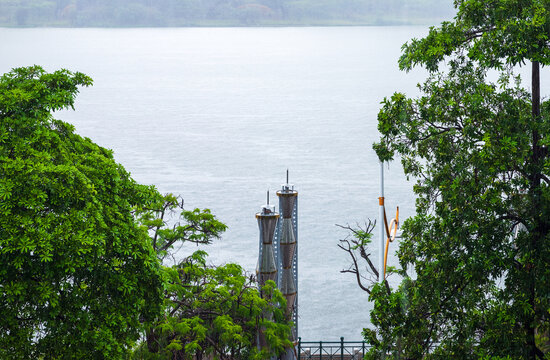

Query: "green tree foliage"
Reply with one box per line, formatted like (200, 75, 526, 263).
(0, 66, 165, 359)
(0, 65, 292, 359)
(360, 1, 550, 358)
(133, 195, 292, 359)
(134, 253, 292, 360)
(136, 193, 227, 261)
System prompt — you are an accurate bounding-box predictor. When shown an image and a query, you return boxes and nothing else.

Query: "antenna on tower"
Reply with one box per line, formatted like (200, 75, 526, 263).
(276, 170, 298, 351)
(256, 189, 280, 351)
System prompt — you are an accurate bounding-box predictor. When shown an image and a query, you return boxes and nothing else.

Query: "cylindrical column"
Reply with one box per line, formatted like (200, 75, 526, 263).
(256, 201, 279, 350)
(256, 204, 279, 289)
(277, 178, 298, 360)
(277, 189, 297, 310)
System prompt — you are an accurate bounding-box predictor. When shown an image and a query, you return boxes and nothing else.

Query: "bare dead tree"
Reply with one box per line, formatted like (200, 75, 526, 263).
(337, 220, 390, 294)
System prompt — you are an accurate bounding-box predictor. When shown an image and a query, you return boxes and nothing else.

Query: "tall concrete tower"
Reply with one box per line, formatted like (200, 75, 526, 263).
(256, 192, 279, 289)
(276, 171, 298, 349)
(256, 192, 279, 349)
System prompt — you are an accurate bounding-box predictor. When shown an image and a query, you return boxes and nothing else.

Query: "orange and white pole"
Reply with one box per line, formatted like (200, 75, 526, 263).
(379, 161, 385, 283)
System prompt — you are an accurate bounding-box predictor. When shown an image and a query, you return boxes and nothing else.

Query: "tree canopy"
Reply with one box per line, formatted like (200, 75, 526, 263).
(0, 66, 164, 358)
(337, 1, 550, 359)
(134, 252, 292, 360)
(370, 57, 549, 359)
(398, 0, 550, 71)
(133, 194, 292, 359)
(0, 66, 292, 359)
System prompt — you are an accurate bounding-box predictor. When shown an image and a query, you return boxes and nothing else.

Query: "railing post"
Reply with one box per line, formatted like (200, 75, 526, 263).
(295, 339, 370, 360)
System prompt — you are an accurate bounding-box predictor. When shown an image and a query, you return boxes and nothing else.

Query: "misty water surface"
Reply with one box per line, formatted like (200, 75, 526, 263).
(3, 26, 546, 340)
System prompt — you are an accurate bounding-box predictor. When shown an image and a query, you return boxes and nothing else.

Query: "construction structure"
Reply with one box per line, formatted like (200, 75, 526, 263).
(275, 172, 298, 340)
(256, 171, 299, 359)
(256, 192, 279, 289)
(276, 172, 298, 360)
(256, 192, 280, 349)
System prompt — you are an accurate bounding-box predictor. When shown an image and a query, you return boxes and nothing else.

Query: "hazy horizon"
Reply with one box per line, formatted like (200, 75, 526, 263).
(0, 0, 456, 27)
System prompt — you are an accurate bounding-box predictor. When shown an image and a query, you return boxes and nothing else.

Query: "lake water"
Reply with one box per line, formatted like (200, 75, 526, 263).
(3, 26, 537, 341)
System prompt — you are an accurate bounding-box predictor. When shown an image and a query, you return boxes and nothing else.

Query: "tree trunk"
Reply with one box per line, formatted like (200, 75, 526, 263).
(527, 61, 540, 360)
(532, 61, 540, 119)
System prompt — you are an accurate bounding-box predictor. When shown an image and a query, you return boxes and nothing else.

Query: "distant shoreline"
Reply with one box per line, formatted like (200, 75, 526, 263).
(0, 21, 444, 29)
(0, 0, 454, 29)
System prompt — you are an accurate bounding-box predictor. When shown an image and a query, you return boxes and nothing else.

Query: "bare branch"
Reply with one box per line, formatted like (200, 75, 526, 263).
(338, 240, 371, 294)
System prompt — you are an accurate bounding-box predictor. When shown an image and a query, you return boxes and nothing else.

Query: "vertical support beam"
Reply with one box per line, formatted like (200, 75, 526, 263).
(293, 196, 298, 333)
(379, 163, 387, 360)
(340, 337, 344, 360)
(379, 161, 385, 282)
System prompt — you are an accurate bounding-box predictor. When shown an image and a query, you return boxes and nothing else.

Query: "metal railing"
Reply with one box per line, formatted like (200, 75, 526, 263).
(297, 338, 368, 360)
